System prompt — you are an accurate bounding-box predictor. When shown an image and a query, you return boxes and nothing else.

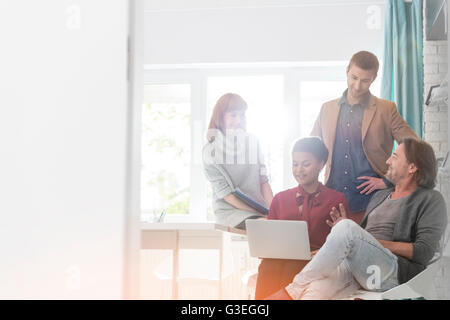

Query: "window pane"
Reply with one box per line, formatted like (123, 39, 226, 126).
(207, 75, 285, 194)
(141, 84, 191, 215)
(299, 81, 347, 138)
(299, 81, 346, 183)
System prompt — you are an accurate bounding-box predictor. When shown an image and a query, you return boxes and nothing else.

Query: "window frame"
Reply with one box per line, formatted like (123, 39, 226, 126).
(142, 62, 353, 222)
(143, 72, 205, 222)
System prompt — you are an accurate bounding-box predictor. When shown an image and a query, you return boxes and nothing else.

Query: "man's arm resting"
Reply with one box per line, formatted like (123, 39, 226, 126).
(377, 239, 413, 260)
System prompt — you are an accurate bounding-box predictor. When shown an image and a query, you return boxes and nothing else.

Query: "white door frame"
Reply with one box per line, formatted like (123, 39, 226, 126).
(123, 0, 144, 300)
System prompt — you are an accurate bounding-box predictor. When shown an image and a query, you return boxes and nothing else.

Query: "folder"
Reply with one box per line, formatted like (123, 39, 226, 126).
(232, 188, 269, 215)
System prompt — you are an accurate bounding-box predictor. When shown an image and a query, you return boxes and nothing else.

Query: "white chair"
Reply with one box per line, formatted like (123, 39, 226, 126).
(381, 259, 442, 300)
(346, 258, 442, 300)
(346, 232, 449, 300)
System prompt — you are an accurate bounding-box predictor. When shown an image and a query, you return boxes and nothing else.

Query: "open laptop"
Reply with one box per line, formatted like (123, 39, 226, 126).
(245, 220, 311, 260)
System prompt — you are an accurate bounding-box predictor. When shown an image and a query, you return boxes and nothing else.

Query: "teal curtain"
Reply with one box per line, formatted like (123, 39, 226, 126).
(381, 0, 424, 138)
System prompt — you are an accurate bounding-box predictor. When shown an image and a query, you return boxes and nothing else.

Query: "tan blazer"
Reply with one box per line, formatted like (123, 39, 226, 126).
(311, 94, 418, 183)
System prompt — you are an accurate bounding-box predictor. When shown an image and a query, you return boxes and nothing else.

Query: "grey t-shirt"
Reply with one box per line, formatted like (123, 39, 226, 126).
(365, 193, 411, 241)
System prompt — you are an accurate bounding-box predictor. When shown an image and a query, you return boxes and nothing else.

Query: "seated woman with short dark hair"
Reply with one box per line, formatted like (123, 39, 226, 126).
(255, 137, 354, 299)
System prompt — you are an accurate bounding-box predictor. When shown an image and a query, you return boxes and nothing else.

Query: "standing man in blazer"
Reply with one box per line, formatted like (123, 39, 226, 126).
(311, 51, 418, 223)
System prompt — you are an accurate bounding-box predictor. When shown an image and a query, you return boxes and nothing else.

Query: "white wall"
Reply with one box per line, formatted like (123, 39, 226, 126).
(0, 0, 131, 299)
(144, 0, 385, 65)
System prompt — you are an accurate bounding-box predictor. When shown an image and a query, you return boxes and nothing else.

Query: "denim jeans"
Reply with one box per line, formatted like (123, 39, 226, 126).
(285, 219, 399, 300)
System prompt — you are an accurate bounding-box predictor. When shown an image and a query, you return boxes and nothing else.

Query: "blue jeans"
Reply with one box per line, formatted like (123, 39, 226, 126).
(285, 219, 399, 300)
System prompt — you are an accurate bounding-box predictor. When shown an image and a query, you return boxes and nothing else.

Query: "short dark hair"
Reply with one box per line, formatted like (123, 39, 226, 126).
(292, 137, 329, 164)
(348, 51, 379, 76)
(401, 138, 437, 189)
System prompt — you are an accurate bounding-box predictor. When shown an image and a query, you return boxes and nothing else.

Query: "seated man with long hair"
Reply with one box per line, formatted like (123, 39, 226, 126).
(266, 138, 447, 300)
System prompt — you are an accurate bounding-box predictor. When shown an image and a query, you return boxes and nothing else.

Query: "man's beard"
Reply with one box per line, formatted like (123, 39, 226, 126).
(385, 168, 395, 184)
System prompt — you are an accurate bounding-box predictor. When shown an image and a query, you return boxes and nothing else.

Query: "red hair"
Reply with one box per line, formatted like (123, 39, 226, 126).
(206, 93, 247, 142)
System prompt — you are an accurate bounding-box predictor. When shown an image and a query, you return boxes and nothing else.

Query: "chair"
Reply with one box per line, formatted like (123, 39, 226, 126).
(345, 258, 442, 300)
(346, 231, 449, 300)
(381, 259, 442, 300)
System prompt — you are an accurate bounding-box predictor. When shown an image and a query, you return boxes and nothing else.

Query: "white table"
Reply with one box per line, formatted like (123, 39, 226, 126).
(141, 222, 246, 299)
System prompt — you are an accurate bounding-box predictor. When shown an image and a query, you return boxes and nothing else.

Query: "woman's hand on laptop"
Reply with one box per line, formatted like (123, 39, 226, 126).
(326, 203, 348, 228)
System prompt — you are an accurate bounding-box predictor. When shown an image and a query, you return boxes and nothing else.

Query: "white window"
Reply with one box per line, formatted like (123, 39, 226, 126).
(141, 62, 381, 222)
(141, 83, 192, 219)
(299, 81, 346, 137)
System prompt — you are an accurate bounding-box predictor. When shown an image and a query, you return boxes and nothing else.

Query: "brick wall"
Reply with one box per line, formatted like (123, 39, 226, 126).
(422, 2, 449, 300)
(423, 41, 448, 160)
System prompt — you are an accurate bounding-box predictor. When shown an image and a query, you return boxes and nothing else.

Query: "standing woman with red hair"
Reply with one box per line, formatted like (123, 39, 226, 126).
(203, 93, 273, 229)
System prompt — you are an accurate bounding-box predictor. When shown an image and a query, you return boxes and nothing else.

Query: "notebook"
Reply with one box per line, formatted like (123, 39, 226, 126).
(232, 188, 269, 215)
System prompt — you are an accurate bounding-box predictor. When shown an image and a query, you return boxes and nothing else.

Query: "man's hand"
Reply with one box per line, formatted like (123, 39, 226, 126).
(356, 176, 387, 195)
(326, 203, 348, 228)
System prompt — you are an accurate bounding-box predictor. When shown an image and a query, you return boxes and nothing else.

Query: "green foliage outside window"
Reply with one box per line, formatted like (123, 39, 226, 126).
(142, 101, 190, 214)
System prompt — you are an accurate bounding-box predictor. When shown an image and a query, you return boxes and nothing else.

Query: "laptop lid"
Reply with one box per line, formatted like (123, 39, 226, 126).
(245, 220, 311, 260)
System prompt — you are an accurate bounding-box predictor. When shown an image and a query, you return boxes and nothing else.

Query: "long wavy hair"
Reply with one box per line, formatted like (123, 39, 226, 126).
(206, 93, 248, 142)
(401, 138, 437, 189)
